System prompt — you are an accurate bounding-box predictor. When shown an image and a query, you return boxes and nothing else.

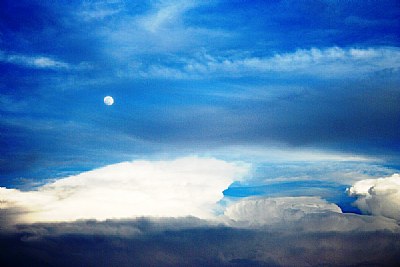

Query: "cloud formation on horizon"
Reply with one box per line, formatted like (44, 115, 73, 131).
(1, 157, 399, 235)
(223, 195, 399, 232)
(0, 157, 249, 223)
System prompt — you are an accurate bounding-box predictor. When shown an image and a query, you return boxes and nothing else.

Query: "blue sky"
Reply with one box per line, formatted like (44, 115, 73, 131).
(1, 1, 400, 265)
(1, 0, 400, 211)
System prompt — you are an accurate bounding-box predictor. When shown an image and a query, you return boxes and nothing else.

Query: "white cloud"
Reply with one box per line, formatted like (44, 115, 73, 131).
(79, 0, 124, 21)
(224, 196, 341, 226)
(138, 1, 197, 33)
(0, 157, 249, 223)
(138, 46, 400, 79)
(100, 1, 229, 59)
(348, 174, 400, 221)
(5, 54, 70, 69)
(0, 51, 92, 70)
(223, 196, 400, 231)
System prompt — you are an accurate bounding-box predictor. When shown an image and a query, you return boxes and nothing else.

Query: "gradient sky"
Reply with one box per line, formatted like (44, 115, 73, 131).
(1, 1, 400, 265)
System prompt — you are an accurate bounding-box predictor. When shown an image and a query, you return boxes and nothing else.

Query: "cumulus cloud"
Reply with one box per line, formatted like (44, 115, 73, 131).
(348, 173, 400, 221)
(224, 196, 341, 225)
(223, 196, 400, 232)
(0, 157, 249, 223)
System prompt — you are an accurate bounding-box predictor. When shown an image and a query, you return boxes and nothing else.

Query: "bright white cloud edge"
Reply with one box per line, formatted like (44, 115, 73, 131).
(348, 174, 400, 221)
(0, 157, 249, 223)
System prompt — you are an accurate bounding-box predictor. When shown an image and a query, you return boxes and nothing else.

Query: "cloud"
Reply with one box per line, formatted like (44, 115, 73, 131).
(78, 0, 125, 21)
(0, 157, 249, 223)
(137, 0, 198, 33)
(223, 196, 400, 232)
(224, 196, 341, 225)
(11, 216, 211, 237)
(1, 218, 400, 266)
(348, 173, 400, 221)
(0, 50, 92, 71)
(0, 52, 70, 69)
(97, 0, 230, 60)
(138, 46, 400, 79)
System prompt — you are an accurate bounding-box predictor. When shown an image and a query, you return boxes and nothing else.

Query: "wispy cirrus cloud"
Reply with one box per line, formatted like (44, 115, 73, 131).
(0, 51, 70, 69)
(98, 0, 230, 59)
(0, 51, 94, 72)
(78, 0, 125, 21)
(136, 46, 400, 79)
(137, 0, 199, 33)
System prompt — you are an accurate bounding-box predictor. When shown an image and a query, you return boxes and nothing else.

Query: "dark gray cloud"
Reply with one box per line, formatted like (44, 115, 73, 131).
(1, 218, 399, 267)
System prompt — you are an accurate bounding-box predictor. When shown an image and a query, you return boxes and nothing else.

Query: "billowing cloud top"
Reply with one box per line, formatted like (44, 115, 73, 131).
(225, 196, 341, 225)
(348, 174, 400, 221)
(0, 157, 249, 223)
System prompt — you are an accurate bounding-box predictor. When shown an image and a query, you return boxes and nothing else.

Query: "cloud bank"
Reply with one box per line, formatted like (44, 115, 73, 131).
(2, 158, 399, 235)
(1, 217, 399, 267)
(223, 196, 399, 232)
(2, 165, 400, 266)
(0, 157, 249, 223)
(224, 196, 341, 226)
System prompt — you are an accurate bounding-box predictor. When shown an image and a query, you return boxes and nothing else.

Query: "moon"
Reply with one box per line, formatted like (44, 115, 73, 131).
(104, 96, 114, 106)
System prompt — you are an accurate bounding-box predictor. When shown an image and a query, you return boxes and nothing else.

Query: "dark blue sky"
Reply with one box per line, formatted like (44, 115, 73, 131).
(1, 0, 399, 200)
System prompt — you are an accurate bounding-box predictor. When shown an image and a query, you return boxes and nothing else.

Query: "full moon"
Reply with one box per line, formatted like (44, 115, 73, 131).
(104, 96, 114, 106)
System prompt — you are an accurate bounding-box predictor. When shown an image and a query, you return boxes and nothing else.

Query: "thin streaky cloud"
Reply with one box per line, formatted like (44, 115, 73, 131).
(0, 51, 92, 70)
(136, 46, 400, 79)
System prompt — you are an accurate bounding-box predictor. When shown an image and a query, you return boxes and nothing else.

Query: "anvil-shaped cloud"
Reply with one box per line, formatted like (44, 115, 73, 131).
(0, 157, 249, 223)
